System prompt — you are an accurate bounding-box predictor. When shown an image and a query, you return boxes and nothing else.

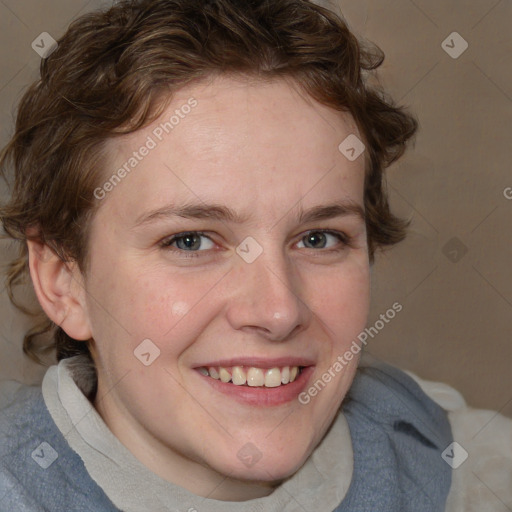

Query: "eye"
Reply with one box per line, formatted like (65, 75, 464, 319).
(161, 231, 215, 252)
(296, 230, 348, 250)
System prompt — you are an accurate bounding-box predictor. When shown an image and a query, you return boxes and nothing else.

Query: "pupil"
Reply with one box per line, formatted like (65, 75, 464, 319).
(306, 232, 326, 248)
(179, 234, 200, 250)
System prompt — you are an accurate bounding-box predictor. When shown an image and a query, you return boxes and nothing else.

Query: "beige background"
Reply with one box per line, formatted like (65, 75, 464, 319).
(0, 0, 510, 416)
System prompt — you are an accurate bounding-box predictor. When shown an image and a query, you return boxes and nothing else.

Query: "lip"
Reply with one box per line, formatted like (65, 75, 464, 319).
(195, 365, 315, 406)
(194, 357, 316, 369)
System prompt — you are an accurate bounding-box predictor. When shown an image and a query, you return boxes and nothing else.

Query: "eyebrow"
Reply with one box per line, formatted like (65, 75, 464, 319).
(297, 202, 365, 224)
(133, 200, 365, 228)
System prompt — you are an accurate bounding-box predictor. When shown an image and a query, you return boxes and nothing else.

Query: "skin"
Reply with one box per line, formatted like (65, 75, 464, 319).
(28, 75, 371, 501)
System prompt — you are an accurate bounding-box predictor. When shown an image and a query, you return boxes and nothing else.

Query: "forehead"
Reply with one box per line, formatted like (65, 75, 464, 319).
(97, 75, 366, 223)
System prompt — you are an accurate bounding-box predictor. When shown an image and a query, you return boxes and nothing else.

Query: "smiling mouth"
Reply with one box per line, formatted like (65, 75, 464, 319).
(196, 365, 304, 388)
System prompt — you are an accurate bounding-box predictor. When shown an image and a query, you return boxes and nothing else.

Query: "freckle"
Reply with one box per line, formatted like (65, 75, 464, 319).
(171, 301, 189, 316)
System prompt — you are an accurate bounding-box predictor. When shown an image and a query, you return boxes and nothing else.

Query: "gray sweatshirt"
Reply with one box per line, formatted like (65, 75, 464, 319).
(0, 358, 452, 511)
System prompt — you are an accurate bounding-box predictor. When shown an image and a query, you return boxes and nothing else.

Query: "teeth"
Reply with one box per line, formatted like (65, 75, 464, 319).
(200, 365, 302, 387)
(247, 367, 265, 387)
(231, 366, 246, 385)
(219, 367, 231, 383)
(264, 368, 282, 387)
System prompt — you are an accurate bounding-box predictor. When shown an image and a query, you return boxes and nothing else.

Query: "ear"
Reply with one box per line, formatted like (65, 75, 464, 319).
(27, 239, 92, 341)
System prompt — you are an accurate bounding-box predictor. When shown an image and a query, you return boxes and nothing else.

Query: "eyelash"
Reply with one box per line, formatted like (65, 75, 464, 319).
(159, 230, 352, 259)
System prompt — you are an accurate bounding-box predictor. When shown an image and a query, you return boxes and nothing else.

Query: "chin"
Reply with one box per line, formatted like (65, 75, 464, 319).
(215, 443, 312, 483)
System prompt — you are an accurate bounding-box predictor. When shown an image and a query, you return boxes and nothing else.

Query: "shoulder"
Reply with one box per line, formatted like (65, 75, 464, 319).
(0, 380, 121, 512)
(345, 359, 453, 448)
(338, 361, 453, 511)
(402, 370, 512, 511)
(0, 380, 45, 455)
(0, 381, 50, 510)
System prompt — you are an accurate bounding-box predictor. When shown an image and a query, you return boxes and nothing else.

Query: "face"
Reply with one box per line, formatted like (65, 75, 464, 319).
(81, 75, 370, 499)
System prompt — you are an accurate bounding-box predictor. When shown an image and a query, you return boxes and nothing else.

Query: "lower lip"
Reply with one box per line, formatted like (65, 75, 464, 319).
(197, 366, 315, 406)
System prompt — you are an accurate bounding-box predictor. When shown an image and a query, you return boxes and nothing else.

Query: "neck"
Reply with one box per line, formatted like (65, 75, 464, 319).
(93, 392, 281, 501)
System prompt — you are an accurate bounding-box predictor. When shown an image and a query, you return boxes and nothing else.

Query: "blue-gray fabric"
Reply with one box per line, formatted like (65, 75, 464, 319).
(335, 364, 453, 511)
(0, 362, 452, 511)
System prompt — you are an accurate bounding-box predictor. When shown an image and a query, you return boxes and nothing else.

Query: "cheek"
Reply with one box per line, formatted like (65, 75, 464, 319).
(85, 259, 224, 355)
(306, 259, 370, 342)
(171, 301, 190, 316)
(131, 271, 224, 336)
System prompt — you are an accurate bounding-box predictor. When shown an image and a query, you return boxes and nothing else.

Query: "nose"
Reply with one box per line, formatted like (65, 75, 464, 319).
(225, 250, 311, 342)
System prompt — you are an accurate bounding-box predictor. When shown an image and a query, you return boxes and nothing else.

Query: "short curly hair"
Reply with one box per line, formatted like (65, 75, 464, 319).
(0, 0, 417, 370)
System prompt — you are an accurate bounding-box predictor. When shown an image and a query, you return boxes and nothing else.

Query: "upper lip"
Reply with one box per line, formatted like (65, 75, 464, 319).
(194, 357, 315, 369)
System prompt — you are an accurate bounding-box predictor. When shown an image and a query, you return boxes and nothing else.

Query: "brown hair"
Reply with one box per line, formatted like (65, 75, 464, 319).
(0, 0, 417, 369)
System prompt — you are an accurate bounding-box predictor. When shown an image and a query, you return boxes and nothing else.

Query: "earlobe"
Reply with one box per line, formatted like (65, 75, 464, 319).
(27, 240, 92, 341)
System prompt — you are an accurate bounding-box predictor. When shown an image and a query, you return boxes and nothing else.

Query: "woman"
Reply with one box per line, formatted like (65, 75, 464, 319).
(0, 1, 509, 510)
